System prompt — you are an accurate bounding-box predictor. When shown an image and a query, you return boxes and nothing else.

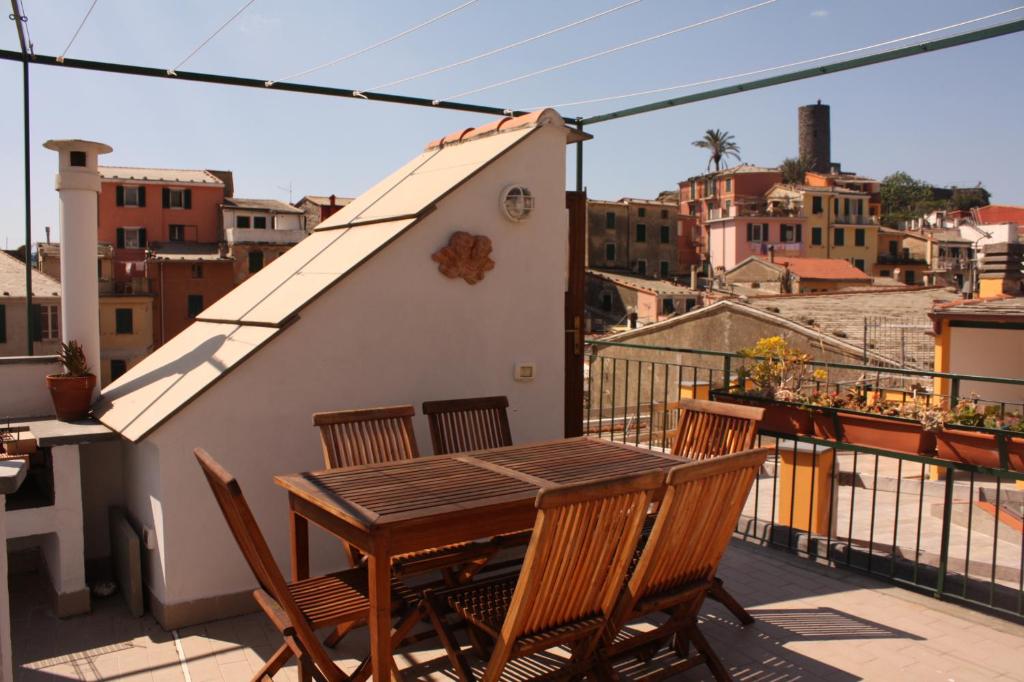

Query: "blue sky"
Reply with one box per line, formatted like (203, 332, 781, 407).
(2, 0, 1022, 248)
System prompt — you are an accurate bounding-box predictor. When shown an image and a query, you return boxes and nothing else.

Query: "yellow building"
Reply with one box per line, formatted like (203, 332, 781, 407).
(766, 184, 878, 274)
(98, 294, 154, 384)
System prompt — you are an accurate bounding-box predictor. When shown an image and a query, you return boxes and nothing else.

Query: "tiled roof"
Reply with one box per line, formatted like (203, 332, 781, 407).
(223, 197, 303, 214)
(587, 269, 696, 296)
(94, 108, 576, 441)
(99, 166, 224, 185)
(931, 295, 1024, 319)
(0, 251, 60, 298)
(296, 195, 355, 207)
(917, 229, 972, 243)
(759, 257, 871, 281)
(768, 183, 869, 196)
(972, 204, 1024, 225)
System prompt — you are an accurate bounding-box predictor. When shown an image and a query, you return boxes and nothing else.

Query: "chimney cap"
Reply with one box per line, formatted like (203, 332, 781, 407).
(43, 139, 112, 154)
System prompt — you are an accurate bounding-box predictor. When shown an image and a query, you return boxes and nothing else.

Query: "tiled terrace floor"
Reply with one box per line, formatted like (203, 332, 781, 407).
(13, 540, 1024, 681)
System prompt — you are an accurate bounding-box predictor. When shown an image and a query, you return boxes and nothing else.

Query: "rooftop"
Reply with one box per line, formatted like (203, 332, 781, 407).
(295, 194, 355, 207)
(99, 166, 224, 186)
(973, 204, 1024, 225)
(931, 294, 1024, 320)
(146, 243, 231, 262)
(222, 197, 303, 214)
(587, 269, 696, 296)
(0, 251, 60, 298)
(752, 256, 871, 282)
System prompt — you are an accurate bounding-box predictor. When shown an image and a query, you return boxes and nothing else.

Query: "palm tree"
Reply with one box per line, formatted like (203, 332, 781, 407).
(692, 129, 741, 172)
(779, 156, 811, 185)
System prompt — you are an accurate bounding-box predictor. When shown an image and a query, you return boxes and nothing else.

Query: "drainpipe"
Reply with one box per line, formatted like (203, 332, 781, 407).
(43, 139, 111, 396)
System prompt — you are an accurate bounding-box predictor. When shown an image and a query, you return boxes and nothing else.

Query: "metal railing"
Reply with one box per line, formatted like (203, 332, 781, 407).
(584, 339, 1024, 622)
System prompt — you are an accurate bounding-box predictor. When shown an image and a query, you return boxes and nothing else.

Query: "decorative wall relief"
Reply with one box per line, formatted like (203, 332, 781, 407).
(432, 231, 495, 285)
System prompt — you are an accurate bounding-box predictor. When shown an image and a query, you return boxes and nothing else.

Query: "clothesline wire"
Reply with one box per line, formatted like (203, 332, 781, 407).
(267, 0, 479, 87)
(534, 4, 1024, 110)
(434, 0, 777, 104)
(168, 0, 257, 74)
(362, 0, 643, 93)
(58, 0, 99, 62)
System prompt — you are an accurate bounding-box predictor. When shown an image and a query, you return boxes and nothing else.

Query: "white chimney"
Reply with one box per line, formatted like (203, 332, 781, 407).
(43, 139, 112, 396)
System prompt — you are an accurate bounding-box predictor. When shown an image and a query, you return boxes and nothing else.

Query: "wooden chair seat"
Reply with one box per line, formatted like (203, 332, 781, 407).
(281, 569, 415, 629)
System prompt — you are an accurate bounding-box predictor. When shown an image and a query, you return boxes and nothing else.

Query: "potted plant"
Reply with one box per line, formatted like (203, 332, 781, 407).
(808, 387, 940, 456)
(712, 336, 821, 436)
(936, 398, 1024, 471)
(46, 340, 96, 421)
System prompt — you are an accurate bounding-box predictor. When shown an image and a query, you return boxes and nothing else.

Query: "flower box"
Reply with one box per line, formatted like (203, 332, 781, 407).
(935, 425, 1024, 472)
(711, 390, 813, 436)
(810, 407, 935, 455)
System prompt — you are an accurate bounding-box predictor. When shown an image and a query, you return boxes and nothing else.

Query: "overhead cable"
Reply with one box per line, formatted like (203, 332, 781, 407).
(58, 0, 98, 62)
(168, 0, 257, 75)
(267, 0, 479, 87)
(433, 0, 777, 104)
(537, 4, 1024, 110)
(362, 0, 643, 93)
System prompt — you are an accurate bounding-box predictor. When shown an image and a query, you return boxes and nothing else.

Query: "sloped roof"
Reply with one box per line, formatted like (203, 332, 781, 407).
(296, 195, 355, 207)
(223, 197, 303, 214)
(770, 257, 871, 281)
(0, 251, 60, 298)
(931, 295, 1024, 320)
(93, 108, 574, 442)
(587, 269, 695, 296)
(99, 166, 224, 185)
(973, 204, 1024, 225)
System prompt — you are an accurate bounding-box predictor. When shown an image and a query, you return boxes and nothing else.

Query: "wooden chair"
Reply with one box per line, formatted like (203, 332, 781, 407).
(422, 396, 512, 455)
(312, 405, 496, 581)
(193, 448, 419, 682)
(662, 397, 764, 626)
(602, 448, 771, 681)
(424, 469, 665, 682)
(667, 398, 764, 460)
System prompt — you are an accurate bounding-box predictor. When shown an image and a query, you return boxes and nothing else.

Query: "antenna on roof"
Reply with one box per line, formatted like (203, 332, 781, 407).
(277, 181, 293, 203)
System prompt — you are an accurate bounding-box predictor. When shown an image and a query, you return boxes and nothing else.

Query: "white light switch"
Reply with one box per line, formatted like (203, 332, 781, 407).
(514, 362, 536, 382)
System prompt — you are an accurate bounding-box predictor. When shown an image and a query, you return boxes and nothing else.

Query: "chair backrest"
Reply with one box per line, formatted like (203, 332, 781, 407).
(422, 396, 512, 455)
(668, 398, 764, 460)
(312, 405, 419, 469)
(623, 448, 770, 614)
(193, 448, 297, 615)
(498, 469, 665, 645)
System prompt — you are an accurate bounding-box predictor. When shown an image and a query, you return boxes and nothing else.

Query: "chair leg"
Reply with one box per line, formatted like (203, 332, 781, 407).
(423, 592, 476, 682)
(683, 622, 731, 682)
(708, 577, 754, 626)
(252, 642, 294, 680)
(323, 620, 356, 649)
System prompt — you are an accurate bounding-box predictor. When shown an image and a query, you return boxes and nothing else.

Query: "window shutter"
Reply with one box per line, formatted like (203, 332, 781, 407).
(116, 186, 125, 206)
(746, 223, 753, 241)
(30, 304, 42, 342)
(796, 225, 803, 242)
(116, 228, 125, 249)
(0, 303, 6, 343)
(162, 188, 170, 208)
(138, 228, 147, 248)
(184, 190, 192, 209)
(138, 186, 146, 207)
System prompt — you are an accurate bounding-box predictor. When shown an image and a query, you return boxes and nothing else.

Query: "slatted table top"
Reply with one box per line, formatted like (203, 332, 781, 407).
(275, 437, 685, 531)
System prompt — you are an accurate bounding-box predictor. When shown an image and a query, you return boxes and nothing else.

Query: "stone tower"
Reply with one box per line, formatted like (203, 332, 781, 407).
(798, 101, 830, 174)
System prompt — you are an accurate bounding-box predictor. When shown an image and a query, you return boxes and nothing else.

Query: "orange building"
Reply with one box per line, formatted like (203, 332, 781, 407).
(98, 167, 236, 346)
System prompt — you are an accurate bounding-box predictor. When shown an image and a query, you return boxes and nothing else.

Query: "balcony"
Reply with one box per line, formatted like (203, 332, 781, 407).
(833, 214, 879, 226)
(224, 226, 307, 245)
(878, 253, 928, 266)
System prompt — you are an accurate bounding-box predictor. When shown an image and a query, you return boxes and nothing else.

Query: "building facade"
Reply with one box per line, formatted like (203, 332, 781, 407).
(221, 198, 306, 284)
(874, 227, 929, 284)
(293, 194, 353, 232)
(585, 269, 699, 332)
(0, 251, 61, 357)
(587, 198, 687, 278)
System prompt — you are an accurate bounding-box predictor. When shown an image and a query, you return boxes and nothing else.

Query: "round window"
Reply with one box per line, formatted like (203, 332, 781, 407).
(501, 185, 534, 222)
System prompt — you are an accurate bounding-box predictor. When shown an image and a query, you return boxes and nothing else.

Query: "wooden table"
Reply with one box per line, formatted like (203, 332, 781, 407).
(274, 436, 683, 680)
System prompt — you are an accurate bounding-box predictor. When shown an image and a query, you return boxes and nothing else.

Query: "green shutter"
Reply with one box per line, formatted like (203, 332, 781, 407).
(184, 189, 192, 209)
(116, 228, 125, 248)
(162, 188, 170, 208)
(116, 186, 125, 206)
(138, 186, 146, 207)
(0, 303, 6, 343)
(30, 304, 42, 342)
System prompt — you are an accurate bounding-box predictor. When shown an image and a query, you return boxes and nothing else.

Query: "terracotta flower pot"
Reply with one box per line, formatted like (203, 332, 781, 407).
(935, 427, 1024, 472)
(811, 409, 840, 441)
(46, 374, 96, 421)
(836, 411, 936, 456)
(712, 392, 812, 436)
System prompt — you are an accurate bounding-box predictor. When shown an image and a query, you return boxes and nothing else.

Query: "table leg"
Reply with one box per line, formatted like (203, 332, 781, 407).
(290, 510, 309, 582)
(367, 540, 394, 681)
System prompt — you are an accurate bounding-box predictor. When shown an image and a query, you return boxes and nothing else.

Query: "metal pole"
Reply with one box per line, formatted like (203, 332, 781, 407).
(11, 0, 33, 355)
(575, 119, 584, 192)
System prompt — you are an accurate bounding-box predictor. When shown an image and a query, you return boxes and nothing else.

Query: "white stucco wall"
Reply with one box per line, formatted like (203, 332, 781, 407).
(124, 124, 569, 608)
(949, 326, 1024, 408)
(0, 357, 61, 419)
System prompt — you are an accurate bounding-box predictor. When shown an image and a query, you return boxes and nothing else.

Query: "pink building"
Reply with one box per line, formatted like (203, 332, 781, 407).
(705, 217, 807, 272)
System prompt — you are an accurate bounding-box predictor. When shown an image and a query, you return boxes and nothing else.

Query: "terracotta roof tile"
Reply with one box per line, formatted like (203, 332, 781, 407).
(973, 204, 1024, 225)
(425, 109, 558, 150)
(761, 256, 871, 281)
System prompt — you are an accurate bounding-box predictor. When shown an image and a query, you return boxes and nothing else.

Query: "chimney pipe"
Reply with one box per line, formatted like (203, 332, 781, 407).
(45, 226, 51, 244)
(329, 194, 336, 207)
(769, 245, 775, 264)
(43, 139, 112, 397)
(689, 264, 698, 289)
